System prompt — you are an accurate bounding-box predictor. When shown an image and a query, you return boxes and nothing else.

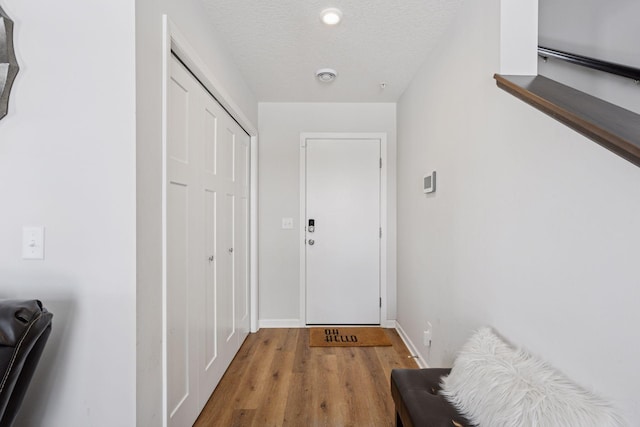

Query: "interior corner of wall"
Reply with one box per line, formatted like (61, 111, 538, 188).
(499, 0, 539, 75)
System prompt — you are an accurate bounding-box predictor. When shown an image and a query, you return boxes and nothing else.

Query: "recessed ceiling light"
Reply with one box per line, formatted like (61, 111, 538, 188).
(321, 8, 342, 25)
(316, 68, 338, 83)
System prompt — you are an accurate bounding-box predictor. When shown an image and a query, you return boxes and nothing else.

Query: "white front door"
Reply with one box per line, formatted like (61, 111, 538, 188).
(305, 138, 381, 325)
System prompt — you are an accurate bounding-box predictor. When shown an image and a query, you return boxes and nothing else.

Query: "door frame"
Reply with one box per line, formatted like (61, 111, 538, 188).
(299, 133, 388, 326)
(162, 17, 259, 427)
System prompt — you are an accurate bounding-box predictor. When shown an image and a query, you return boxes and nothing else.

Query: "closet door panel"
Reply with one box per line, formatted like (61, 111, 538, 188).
(218, 123, 235, 183)
(166, 183, 190, 415)
(166, 57, 201, 427)
(235, 132, 251, 336)
(219, 193, 235, 343)
(235, 196, 249, 332)
(203, 106, 217, 175)
(203, 189, 217, 368)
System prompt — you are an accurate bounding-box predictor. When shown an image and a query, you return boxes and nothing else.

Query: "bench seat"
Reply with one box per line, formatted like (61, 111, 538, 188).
(390, 368, 471, 427)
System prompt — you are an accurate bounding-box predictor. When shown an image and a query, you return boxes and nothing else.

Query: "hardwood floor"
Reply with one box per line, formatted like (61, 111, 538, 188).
(194, 328, 419, 427)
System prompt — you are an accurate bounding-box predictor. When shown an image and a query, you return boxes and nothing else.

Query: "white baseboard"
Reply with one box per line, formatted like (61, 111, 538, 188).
(382, 319, 397, 328)
(259, 319, 304, 328)
(394, 321, 429, 369)
(260, 319, 398, 329)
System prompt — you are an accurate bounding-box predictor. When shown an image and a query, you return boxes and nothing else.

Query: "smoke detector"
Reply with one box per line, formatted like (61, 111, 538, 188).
(316, 68, 338, 83)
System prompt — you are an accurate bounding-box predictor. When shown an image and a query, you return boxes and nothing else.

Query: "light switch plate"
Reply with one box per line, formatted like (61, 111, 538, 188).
(22, 226, 45, 260)
(282, 217, 294, 229)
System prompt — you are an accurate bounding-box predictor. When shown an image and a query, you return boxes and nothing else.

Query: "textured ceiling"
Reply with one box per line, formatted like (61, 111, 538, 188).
(199, 0, 462, 102)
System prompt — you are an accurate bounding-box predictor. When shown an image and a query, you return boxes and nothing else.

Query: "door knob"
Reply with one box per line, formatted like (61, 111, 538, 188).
(308, 239, 315, 245)
(228, 248, 233, 253)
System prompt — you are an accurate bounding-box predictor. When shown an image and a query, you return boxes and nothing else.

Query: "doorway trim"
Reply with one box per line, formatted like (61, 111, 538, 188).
(299, 132, 388, 326)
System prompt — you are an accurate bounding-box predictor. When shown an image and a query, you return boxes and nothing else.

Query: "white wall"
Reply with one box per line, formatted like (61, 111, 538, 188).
(0, 1, 137, 426)
(397, 0, 640, 422)
(258, 103, 396, 326)
(135, 0, 258, 425)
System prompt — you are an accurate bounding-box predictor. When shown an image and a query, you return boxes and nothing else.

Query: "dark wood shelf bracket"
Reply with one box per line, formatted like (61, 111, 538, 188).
(494, 74, 640, 168)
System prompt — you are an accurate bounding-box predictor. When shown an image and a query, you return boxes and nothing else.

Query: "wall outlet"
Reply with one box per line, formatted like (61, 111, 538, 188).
(423, 321, 433, 347)
(423, 330, 432, 347)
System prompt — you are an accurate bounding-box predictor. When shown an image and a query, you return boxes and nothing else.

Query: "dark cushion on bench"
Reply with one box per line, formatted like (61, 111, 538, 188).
(391, 368, 472, 427)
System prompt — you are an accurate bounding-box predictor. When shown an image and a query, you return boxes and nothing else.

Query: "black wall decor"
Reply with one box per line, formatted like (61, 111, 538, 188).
(0, 5, 19, 120)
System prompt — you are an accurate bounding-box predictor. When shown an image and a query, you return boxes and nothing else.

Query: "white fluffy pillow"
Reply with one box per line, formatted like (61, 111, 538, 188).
(440, 328, 625, 427)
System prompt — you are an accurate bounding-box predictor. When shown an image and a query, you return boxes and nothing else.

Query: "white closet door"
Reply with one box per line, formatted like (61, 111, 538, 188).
(213, 113, 251, 375)
(235, 125, 251, 338)
(166, 56, 202, 427)
(166, 55, 251, 425)
(199, 95, 226, 408)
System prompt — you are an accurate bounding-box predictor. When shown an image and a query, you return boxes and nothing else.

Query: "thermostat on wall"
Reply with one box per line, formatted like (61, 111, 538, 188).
(423, 171, 436, 194)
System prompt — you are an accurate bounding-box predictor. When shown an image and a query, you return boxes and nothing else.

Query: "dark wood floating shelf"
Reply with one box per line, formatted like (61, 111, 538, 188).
(494, 74, 640, 168)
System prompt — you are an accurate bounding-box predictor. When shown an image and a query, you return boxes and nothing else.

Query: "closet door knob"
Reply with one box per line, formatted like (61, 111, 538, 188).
(228, 248, 233, 253)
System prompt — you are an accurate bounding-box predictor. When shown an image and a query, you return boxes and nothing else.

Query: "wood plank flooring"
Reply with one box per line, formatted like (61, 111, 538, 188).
(194, 328, 419, 427)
